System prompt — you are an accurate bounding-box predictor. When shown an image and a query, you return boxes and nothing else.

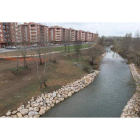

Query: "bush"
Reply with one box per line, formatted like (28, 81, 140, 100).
(83, 65, 90, 73)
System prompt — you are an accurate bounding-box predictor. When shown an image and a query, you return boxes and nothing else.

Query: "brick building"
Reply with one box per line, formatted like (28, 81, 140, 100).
(79, 30, 86, 42)
(49, 26, 65, 44)
(0, 22, 18, 48)
(0, 22, 98, 47)
(18, 22, 48, 45)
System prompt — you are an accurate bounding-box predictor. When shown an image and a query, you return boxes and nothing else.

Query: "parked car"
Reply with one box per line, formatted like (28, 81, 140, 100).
(6, 46, 12, 49)
(11, 46, 16, 49)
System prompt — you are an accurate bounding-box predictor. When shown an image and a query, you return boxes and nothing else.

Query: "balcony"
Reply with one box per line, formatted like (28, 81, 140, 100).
(6, 23, 10, 25)
(4, 39, 7, 43)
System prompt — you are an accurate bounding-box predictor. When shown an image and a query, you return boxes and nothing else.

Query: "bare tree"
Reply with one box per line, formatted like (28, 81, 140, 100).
(74, 41, 82, 61)
(43, 41, 48, 87)
(88, 44, 103, 65)
(134, 30, 140, 50)
(36, 42, 43, 65)
(122, 33, 132, 53)
(21, 42, 28, 67)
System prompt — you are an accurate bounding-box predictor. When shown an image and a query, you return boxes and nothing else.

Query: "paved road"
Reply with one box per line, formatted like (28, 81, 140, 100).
(0, 43, 88, 54)
(0, 44, 65, 54)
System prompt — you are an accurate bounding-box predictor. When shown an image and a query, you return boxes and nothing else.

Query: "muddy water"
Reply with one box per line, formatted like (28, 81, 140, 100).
(42, 47, 136, 117)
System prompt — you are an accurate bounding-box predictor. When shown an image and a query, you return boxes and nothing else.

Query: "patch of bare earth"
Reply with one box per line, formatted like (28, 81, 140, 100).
(0, 59, 86, 116)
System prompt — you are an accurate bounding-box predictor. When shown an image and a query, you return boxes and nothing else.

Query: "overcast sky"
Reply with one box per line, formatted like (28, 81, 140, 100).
(38, 22, 140, 37)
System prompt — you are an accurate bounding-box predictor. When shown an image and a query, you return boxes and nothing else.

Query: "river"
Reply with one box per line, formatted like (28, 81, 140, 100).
(42, 47, 136, 117)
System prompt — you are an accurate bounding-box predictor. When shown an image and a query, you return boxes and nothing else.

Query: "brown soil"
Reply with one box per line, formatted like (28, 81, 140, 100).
(0, 45, 104, 116)
(0, 55, 86, 116)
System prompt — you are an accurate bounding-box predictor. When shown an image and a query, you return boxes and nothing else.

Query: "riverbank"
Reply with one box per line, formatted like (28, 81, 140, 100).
(111, 47, 140, 117)
(121, 64, 140, 118)
(0, 44, 105, 117)
(2, 70, 100, 118)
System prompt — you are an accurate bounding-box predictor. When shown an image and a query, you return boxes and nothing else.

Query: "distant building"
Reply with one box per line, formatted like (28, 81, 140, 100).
(69, 28, 76, 42)
(0, 22, 18, 48)
(18, 22, 48, 44)
(0, 22, 98, 47)
(49, 26, 65, 44)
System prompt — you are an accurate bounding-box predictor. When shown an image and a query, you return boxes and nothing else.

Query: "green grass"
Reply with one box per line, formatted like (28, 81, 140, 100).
(0, 44, 90, 57)
(5, 66, 30, 75)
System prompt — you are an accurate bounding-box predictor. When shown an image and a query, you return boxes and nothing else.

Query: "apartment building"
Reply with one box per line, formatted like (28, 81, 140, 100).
(69, 28, 76, 42)
(0, 22, 18, 48)
(18, 22, 48, 45)
(64, 28, 70, 43)
(79, 30, 86, 42)
(76, 30, 80, 41)
(49, 26, 65, 44)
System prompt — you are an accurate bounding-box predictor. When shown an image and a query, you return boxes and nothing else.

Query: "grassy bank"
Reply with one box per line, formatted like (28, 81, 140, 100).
(0, 44, 90, 57)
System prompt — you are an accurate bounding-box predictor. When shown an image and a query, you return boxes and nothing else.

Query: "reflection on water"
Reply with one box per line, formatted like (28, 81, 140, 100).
(42, 47, 136, 117)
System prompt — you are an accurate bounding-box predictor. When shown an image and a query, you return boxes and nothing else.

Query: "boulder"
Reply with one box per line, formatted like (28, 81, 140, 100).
(53, 91, 56, 97)
(40, 102, 44, 106)
(28, 111, 35, 117)
(60, 98, 64, 101)
(50, 97, 53, 101)
(68, 92, 72, 97)
(33, 115, 40, 118)
(39, 109, 45, 115)
(29, 107, 34, 111)
(20, 109, 29, 116)
(6, 110, 11, 116)
(11, 115, 17, 118)
(46, 98, 50, 104)
(12, 110, 17, 115)
(17, 112, 22, 118)
(34, 107, 39, 112)
(24, 115, 29, 118)
(56, 100, 60, 104)
(26, 104, 30, 109)
(40, 106, 46, 111)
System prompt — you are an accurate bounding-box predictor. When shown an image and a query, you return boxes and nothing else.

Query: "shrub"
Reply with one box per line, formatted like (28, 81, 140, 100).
(83, 65, 90, 73)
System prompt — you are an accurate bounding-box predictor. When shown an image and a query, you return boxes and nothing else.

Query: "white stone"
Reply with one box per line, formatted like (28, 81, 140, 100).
(28, 111, 35, 117)
(46, 98, 50, 104)
(40, 102, 44, 106)
(6, 110, 11, 116)
(11, 115, 17, 118)
(17, 112, 22, 118)
(53, 91, 56, 97)
(68, 92, 72, 97)
(33, 115, 40, 118)
(40, 106, 46, 111)
(12, 110, 17, 115)
(34, 107, 39, 112)
(29, 107, 34, 111)
(20, 109, 29, 116)
(39, 109, 45, 115)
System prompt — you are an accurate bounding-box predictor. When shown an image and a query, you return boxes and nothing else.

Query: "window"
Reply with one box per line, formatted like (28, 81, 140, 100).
(1, 38, 3, 41)
(0, 25, 1, 28)
(0, 34, 2, 37)
(0, 30, 2, 32)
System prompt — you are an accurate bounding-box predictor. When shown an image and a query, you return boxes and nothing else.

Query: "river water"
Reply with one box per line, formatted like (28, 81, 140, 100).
(42, 47, 136, 117)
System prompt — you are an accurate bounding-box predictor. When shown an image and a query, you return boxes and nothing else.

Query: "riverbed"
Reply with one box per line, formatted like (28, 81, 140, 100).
(42, 47, 136, 117)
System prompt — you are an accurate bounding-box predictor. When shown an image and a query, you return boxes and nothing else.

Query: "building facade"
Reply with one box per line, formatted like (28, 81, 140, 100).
(49, 26, 65, 44)
(18, 22, 48, 45)
(0, 22, 98, 48)
(0, 22, 18, 48)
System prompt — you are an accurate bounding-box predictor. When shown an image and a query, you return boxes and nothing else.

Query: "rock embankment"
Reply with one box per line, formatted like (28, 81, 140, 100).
(2, 70, 100, 118)
(121, 64, 140, 118)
